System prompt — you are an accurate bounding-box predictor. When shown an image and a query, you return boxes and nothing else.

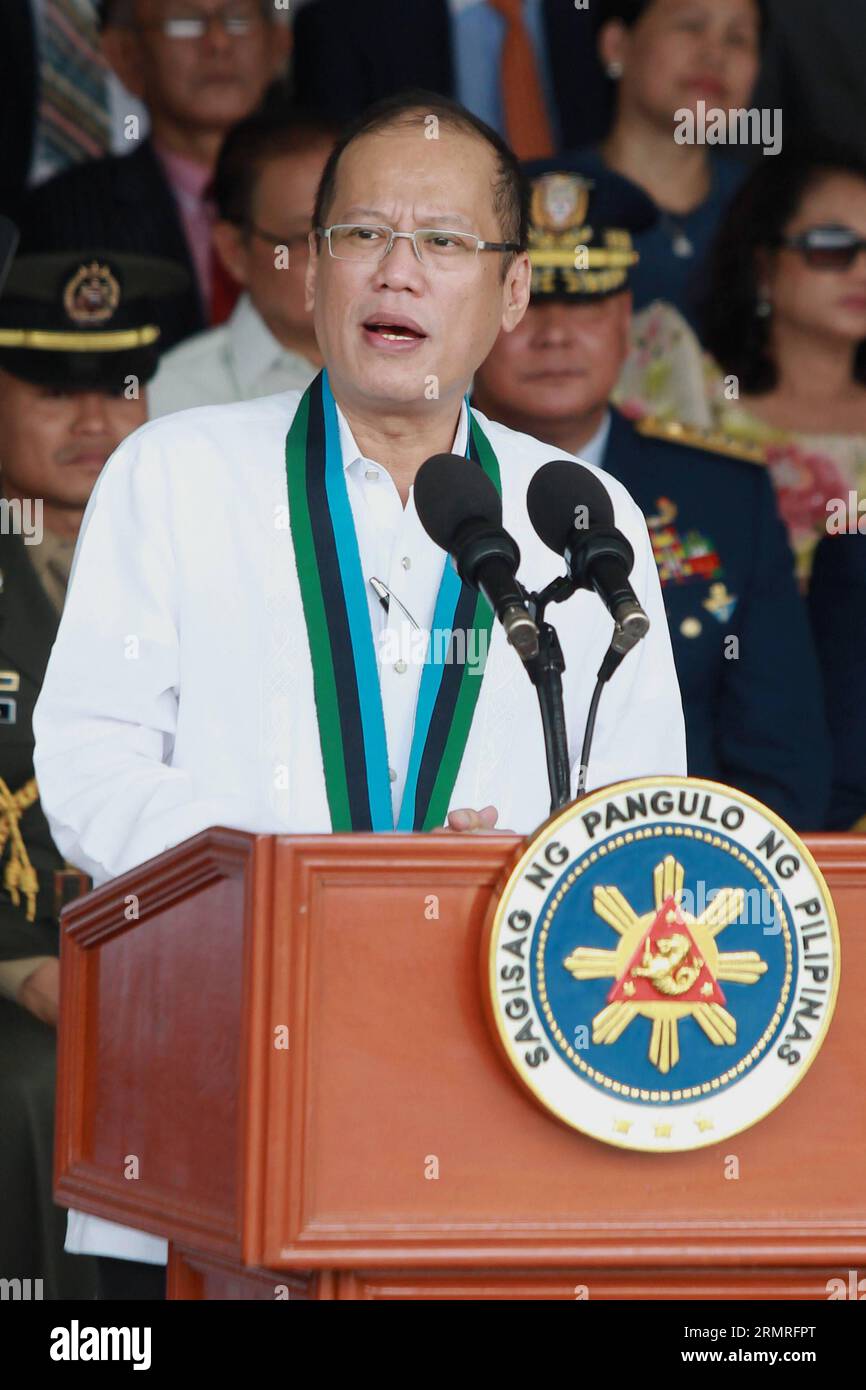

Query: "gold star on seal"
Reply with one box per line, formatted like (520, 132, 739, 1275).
(563, 855, 769, 1074)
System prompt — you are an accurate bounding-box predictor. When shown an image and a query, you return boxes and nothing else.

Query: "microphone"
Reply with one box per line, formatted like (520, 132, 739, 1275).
(414, 453, 540, 661)
(527, 459, 650, 655)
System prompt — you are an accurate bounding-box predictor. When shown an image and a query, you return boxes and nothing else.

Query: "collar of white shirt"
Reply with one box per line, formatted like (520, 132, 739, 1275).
(334, 394, 470, 475)
(228, 293, 315, 396)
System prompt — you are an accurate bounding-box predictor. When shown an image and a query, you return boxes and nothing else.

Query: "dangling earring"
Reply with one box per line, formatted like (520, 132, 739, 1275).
(755, 289, 772, 319)
(606, 60, 624, 79)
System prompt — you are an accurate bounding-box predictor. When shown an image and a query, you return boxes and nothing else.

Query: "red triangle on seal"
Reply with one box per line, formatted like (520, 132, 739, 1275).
(606, 896, 726, 1006)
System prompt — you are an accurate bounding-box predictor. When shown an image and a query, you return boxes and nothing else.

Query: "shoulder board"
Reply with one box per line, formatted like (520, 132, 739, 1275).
(635, 416, 767, 465)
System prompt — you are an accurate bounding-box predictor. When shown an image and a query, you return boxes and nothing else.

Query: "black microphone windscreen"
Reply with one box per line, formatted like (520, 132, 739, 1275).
(413, 452, 503, 551)
(527, 459, 615, 556)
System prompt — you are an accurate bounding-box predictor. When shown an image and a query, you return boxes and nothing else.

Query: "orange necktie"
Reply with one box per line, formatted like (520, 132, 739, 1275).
(487, 0, 555, 159)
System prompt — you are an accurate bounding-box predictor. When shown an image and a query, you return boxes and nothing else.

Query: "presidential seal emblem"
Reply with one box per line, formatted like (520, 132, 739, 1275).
(485, 777, 839, 1152)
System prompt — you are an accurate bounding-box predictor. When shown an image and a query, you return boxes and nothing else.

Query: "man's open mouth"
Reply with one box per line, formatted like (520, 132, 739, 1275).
(362, 318, 428, 342)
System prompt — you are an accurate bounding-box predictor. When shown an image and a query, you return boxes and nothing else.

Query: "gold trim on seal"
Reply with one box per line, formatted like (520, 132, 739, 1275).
(486, 776, 841, 1153)
(536, 829, 790, 1094)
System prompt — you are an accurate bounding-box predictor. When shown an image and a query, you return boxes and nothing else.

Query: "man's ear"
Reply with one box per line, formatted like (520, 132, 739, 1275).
(101, 26, 145, 99)
(212, 222, 250, 288)
(501, 252, 531, 334)
(304, 231, 318, 312)
(598, 19, 629, 75)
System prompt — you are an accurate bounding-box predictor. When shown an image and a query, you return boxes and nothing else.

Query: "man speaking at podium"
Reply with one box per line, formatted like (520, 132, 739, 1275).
(34, 92, 686, 1295)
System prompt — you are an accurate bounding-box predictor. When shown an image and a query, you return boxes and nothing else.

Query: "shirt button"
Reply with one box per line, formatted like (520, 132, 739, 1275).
(365, 468, 378, 481)
(401, 556, 411, 570)
(388, 767, 397, 783)
(394, 659, 408, 674)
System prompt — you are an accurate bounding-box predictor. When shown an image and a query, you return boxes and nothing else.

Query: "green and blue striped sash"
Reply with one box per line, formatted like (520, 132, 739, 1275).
(285, 369, 501, 831)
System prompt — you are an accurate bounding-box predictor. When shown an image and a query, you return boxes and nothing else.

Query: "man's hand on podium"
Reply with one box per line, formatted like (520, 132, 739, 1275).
(439, 806, 513, 833)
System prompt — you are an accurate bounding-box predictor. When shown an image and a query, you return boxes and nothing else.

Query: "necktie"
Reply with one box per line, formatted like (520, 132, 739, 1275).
(487, 0, 555, 159)
(38, 0, 110, 173)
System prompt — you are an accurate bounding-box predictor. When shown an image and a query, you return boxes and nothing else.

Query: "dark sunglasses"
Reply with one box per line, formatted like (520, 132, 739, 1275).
(779, 226, 866, 270)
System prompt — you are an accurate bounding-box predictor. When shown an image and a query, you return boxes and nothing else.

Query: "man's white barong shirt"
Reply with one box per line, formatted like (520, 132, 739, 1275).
(33, 388, 687, 1264)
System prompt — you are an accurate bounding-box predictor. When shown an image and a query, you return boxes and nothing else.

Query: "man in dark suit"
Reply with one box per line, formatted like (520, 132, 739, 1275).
(473, 162, 831, 830)
(0, 247, 184, 1300)
(292, 0, 613, 154)
(808, 535, 866, 832)
(18, 0, 290, 350)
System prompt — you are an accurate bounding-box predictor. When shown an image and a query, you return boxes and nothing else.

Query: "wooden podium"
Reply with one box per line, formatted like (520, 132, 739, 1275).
(54, 828, 866, 1300)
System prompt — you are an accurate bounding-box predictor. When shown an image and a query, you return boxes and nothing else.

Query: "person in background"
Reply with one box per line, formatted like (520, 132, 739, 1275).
(0, 249, 185, 1301)
(573, 0, 766, 330)
(617, 147, 866, 589)
(0, 0, 112, 219)
(473, 161, 830, 831)
(148, 110, 336, 416)
(18, 0, 290, 350)
(292, 0, 612, 158)
(808, 536, 866, 833)
(700, 146, 866, 587)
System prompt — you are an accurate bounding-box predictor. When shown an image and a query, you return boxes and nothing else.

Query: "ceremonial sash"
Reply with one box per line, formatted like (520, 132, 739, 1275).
(285, 369, 501, 832)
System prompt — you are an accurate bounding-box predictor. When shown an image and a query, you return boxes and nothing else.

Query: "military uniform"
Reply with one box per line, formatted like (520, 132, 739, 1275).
(0, 247, 185, 1299)
(600, 411, 831, 830)
(0, 531, 97, 1299)
(475, 160, 832, 833)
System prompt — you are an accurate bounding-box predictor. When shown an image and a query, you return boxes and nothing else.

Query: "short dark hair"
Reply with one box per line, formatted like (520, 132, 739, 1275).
(701, 145, 866, 392)
(599, 0, 768, 40)
(312, 89, 529, 279)
(213, 109, 340, 225)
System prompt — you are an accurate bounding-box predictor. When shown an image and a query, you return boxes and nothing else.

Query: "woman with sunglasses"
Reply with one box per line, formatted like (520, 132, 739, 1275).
(695, 145, 866, 585)
(616, 145, 866, 586)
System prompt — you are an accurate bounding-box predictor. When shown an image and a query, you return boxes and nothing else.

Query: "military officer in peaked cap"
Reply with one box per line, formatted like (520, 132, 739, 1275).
(473, 161, 831, 831)
(0, 245, 185, 1299)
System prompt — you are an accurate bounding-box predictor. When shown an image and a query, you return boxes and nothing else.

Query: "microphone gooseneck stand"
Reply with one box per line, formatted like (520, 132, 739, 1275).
(520, 576, 648, 815)
(522, 576, 575, 813)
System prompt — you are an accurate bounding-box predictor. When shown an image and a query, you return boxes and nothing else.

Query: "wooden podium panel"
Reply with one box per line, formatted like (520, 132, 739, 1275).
(55, 829, 866, 1291)
(253, 834, 865, 1271)
(55, 831, 273, 1261)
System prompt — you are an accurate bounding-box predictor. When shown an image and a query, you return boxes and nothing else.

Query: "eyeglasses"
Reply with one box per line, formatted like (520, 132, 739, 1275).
(316, 224, 521, 268)
(138, 4, 265, 40)
(780, 226, 866, 270)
